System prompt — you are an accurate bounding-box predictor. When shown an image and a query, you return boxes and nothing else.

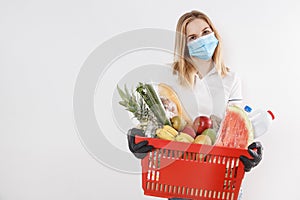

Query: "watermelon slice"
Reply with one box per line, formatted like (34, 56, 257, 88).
(215, 105, 254, 149)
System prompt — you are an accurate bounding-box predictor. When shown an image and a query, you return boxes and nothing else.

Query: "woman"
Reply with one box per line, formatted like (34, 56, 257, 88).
(127, 10, 262, 200)
(170, 10, 243, 120)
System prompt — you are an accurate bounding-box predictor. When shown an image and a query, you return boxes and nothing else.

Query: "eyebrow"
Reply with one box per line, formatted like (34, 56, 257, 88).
(187, 26, 211, 37)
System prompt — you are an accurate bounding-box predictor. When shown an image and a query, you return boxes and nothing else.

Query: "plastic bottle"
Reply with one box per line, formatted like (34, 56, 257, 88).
(244, 105, 275, 138)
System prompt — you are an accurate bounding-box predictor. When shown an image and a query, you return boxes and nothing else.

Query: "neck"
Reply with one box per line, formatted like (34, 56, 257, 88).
(191, 57, 214, 78)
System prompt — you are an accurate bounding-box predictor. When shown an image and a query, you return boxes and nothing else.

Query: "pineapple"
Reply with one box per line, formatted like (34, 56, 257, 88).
(117, 84, 160, 137)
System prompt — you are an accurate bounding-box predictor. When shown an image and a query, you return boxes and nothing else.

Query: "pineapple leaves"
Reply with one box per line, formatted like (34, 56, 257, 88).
(117, 85, 128, 101)
(116, 84, 150, 123)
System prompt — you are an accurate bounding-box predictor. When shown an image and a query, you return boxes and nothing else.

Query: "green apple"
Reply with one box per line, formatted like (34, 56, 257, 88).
(201, 128, 217, 145)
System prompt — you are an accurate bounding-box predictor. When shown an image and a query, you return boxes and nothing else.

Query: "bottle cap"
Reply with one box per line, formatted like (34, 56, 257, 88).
(267, 110, 275, 120)
(244, 105, 252, 113)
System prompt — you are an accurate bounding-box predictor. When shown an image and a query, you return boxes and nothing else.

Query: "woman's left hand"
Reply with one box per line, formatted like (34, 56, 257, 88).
(239, 141, 263, 172)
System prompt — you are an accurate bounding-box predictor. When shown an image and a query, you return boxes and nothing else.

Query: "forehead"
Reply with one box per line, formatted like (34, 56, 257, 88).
(186, 18, 210, 35)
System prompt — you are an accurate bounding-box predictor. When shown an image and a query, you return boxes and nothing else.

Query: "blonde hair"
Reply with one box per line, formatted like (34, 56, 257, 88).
(173, 10, 229, 87)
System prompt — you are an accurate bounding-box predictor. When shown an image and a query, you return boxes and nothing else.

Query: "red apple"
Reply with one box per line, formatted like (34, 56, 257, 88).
(193, 116, 212, 135)
(181, 125, 196, 138)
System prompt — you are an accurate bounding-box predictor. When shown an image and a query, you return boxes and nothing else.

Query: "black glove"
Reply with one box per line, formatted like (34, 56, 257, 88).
(127, 128, 154, 159)
(239, 141, 263, 172)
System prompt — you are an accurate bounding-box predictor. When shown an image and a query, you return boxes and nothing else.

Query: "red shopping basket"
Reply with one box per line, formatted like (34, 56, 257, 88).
(135, 136, 250, 200)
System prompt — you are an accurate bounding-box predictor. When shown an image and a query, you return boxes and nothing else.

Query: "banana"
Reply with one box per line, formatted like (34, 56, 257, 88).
(175, 132, 194, 143)
(155, 128, 163, 136)
(156, 128, 176, 141)
(163, 125, 178, 137)
(156, 126, 195, 143)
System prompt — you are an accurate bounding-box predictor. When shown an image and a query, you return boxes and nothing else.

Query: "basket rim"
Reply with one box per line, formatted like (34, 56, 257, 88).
(135, 136, 250, 158)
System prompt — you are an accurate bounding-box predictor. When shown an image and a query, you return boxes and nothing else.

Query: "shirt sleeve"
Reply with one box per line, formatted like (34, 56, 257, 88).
(228, 73, 243, 104)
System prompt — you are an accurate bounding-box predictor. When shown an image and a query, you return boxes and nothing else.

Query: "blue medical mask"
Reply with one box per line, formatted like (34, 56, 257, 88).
(187, 32, 219, 60)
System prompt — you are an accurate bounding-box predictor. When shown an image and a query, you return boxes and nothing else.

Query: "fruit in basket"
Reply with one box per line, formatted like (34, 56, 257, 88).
(175, 132, 194, 143)
(117, 84, 150, 128)
(215, 105, 254, 149)
(171, 116, 187, 131)
(181, 125, 196, 138)
(155, 125, 178, 141)
(155, 125, 196, 143)
(156, 128, 175, 141)
(193, 116, 212, 135)
(201, 128, 217, 144)
(163, 125, 178, 136)
(193, 135, 212, 145)
(157, 83, 192, 125)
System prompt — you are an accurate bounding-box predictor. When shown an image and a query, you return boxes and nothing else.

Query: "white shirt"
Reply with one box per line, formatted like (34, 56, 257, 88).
(194, 67, 242, 118)
(159, 67, 242, 120)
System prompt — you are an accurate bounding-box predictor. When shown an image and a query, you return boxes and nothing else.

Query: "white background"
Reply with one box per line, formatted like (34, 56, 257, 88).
(1, 0, 300, 199)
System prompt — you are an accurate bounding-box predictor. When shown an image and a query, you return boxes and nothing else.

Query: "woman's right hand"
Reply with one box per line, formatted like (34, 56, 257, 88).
(127, 128, 154, 159)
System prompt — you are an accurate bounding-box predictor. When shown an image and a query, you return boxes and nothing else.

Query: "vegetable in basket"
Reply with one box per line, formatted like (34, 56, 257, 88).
(136, 82, 171, 126)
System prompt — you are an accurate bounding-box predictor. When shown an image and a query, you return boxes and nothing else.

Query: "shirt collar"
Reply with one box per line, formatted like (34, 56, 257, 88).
(207, 67, 217, 76)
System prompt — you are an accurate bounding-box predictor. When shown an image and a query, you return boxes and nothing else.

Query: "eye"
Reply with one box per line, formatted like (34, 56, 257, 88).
(202, 30, 212, 36)
(188, 35, 197, 42)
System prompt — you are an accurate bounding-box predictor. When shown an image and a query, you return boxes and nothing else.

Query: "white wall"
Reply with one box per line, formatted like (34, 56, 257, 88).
(1, 0, 300, 199)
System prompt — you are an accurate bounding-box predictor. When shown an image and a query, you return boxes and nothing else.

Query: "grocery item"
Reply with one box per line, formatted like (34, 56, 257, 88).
(244, 105, 275, 138)
(246, 107, 275, 138)
(136, 83, 171, 126)
(175, 132, 194, 143)
(155, 125, 178, 141)
(215, 105, 254, 149)
(117, 84, 149, 122)
(162, 125, 178, 136)
(170, 115, 187, 131)
(193, 115, 212, 135)
(157, 83, 192, 125)
(117, 84, 152, 130)
(210, 114, 222, 132)
(155, 125, 195, 143)
(201, 128, 217, 144)
(156, 128, 175, 141)
(193, 134, 212, 145)
(160, 97, 178, 119)
(181, 125, 196, 138)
